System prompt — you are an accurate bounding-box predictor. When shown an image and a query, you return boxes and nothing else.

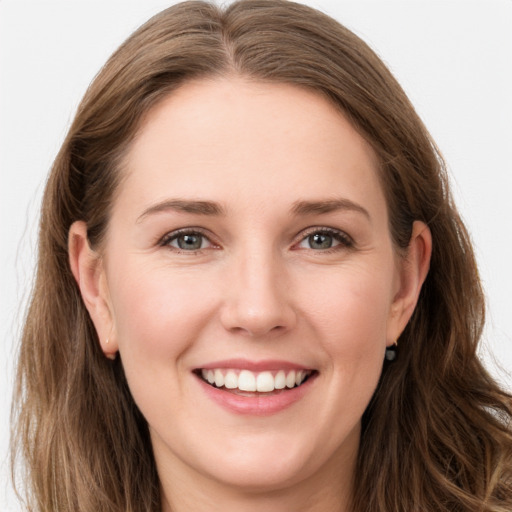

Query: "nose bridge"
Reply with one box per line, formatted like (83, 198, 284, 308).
(221, 240, 295, 337)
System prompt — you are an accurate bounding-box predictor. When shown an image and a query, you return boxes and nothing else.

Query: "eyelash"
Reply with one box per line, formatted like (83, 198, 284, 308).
(159, 228, 216, 253)
(158, 226, 354, 254)
(296, 227, 354, 253)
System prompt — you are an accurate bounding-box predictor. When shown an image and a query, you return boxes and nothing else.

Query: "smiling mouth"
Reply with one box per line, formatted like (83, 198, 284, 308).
(195, 368, 316, 394)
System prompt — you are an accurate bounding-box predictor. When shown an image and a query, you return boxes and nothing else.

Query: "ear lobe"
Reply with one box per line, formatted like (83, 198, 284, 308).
(388, 220, 432, 344)
(68, 221, 118, 358)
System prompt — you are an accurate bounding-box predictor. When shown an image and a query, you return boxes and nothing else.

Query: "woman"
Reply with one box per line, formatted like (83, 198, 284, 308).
(11, 1, 512, 511)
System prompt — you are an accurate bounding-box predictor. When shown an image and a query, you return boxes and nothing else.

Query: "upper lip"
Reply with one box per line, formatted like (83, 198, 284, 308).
(196, 359, 313, 372)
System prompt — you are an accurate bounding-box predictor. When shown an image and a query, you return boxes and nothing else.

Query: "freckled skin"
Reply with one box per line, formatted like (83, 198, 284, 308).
(74, 78, 430, 512)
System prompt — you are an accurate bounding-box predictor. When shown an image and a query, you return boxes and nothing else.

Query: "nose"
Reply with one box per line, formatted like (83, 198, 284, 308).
(220, 248, 297, 338)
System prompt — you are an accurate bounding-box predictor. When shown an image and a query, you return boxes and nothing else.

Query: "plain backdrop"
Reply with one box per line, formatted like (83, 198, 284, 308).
(1, 0, 511, 509)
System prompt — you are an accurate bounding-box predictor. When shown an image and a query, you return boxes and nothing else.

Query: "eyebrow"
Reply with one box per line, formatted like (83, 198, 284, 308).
(137, 199, 225, 222)
(136, 197, 370, 223)
(290, 198, 371, 220)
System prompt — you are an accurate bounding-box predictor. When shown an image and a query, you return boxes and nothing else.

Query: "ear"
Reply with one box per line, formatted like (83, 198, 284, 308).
(387, 220, 432, 345)
(68, 221, 118, 359)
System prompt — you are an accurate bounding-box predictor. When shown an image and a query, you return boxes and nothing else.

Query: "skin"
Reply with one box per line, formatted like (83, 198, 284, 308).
(70, 78, 431, 512)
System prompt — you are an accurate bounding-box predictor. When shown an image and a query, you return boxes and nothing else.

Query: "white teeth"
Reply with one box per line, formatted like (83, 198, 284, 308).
(285, 371, 296, 389)
(238, 370, 256, 391)
(256, 371, 275, 392)
(224, 370, 238, 389)
(200, 368, 312, 392)
(214, 369, 224, 388)
(274, 370, 286, 390)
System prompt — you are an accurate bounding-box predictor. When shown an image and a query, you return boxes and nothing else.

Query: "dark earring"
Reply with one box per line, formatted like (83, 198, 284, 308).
(385, 341, 398, 361)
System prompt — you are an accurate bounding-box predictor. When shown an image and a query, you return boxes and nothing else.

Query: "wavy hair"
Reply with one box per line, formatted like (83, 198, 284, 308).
(12, 1, 512, 510)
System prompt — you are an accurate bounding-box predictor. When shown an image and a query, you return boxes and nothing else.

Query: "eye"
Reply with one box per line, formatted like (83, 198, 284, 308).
(297, 228, 353, 251)
(160, 229, 214, 251)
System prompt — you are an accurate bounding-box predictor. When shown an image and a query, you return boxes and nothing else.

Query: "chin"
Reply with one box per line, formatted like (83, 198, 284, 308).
(202, 452, 317, 493)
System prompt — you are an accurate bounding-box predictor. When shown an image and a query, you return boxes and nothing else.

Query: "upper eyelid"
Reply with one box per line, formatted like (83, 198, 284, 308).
(295, 226, 353, 243)
(159, 227, 216, 246)
(299, 226, 347, 235)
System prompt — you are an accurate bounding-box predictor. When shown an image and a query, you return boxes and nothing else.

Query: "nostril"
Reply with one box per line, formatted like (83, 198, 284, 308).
(220, 304, 296, 338)
(228, 323, 287, 338)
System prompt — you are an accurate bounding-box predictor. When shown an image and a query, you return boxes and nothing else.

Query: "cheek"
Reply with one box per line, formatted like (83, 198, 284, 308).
(106, 261, 221, 423)
(107, 260, 217, 359)
(300, 263, 394, 349)
(296, 262, 393, 400)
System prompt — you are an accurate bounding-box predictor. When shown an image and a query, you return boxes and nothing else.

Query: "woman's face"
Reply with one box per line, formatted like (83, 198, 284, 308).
(77, 78, 427, 497)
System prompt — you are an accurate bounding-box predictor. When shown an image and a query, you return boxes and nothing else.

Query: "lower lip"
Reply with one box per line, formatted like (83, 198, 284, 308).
(195, 373, 317, 416)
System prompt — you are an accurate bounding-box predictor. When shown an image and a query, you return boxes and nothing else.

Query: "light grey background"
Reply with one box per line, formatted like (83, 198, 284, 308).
(1, 1, 511, 509)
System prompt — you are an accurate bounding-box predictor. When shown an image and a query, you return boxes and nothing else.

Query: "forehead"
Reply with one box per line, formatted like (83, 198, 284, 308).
(117, 77, 386, 221)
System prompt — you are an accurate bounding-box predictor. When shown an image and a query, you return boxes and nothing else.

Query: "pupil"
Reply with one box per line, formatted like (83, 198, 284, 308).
(178, 234, 201, 250)
(310, 233, 332, 249)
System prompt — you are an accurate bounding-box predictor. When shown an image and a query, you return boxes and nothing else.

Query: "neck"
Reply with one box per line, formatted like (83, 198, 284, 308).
(161, 472, 353, 512)
(162, 486, 351, 512)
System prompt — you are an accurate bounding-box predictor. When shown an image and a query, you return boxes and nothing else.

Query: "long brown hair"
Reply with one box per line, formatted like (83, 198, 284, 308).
(12, 1, 512, 510)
